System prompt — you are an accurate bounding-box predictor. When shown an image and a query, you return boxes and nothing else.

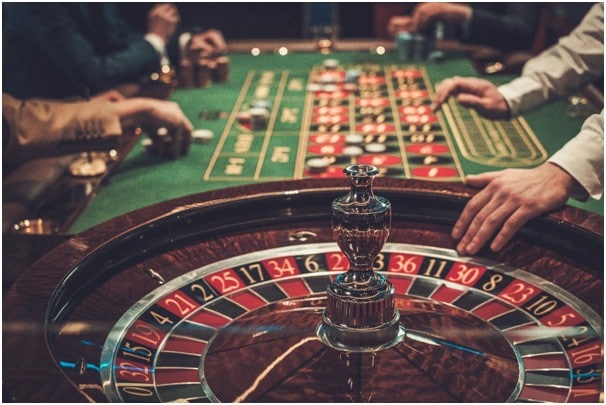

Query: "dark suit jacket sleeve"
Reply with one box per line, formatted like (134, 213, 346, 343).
(12, 4, 161, 95)
(465, 3, 542, 52)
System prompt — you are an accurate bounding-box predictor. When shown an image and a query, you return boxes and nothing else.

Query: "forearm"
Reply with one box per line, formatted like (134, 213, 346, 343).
(548, 111, 604, 201)
(114, 98, 154, 119)
(498, 4, 603, 116)
(3, 94, 121, 166)
(4, 95, 121, 141)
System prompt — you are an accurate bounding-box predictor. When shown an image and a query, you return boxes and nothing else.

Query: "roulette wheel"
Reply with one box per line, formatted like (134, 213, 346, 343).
(3, 167, 603, 402)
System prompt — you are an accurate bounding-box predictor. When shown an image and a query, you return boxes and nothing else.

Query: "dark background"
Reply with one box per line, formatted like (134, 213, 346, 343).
(117, 2, 594, 42)
(118, 3, 379, 39)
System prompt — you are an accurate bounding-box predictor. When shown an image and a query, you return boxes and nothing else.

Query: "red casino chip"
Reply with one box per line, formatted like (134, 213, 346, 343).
(411, 166, 459, 178)
(357, 154, 401, 166)
(406, 143, 450, 155)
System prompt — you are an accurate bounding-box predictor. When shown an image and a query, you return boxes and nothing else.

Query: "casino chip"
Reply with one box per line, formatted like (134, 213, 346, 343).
(322, 58, 339, 69)
(237, 111, 251, 122)
(250, 100, 271, 111)
(343, 146, 364, 157)
(249, 107, 269, 130)
(365, 143, 387, 153)
(322, 84, 338, 92)
(69, 154, 107, 177)
(156, 127, 169, 137)
(306, 157, 330, 173)
(213, 56, 230, 82)
(345, 133, 364, 145)
(306, 83, 323, 92)
(345, 69, 361, 83)
(192, 129, 214, 144)
(318, 76, 335, 84)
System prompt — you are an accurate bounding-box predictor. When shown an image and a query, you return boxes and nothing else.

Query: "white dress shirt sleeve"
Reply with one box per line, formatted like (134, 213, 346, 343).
(497, 3, 604, 200)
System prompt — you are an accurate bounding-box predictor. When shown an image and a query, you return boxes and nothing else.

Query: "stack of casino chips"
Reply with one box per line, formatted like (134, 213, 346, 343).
(178, 54, 230, 88)
(142, 127, 191, 159)
(395, 22, 445, 62)
(236, 100, 271, 131)
(396, 32, 431, 61)
(249, 100, 271, 130)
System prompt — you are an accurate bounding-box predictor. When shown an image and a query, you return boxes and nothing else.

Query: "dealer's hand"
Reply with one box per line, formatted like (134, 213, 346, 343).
(433, 76, 510, 120)
(453, 163, 578, 255)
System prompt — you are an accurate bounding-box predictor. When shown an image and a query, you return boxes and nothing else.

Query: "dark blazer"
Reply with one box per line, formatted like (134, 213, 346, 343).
(466, 3, 543, 53)
(3, 3, 178, 99)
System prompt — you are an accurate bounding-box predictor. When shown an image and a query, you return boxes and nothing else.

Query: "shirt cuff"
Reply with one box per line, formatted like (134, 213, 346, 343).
(547, 112, 604, 201)
(179, 32, 192, 60)
(144, 33, 169, 65)
(498, 76, 546, 117)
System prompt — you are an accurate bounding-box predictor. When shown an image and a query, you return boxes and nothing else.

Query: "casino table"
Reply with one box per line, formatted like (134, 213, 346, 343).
(64, 39, 603, 234)
(3, 39, 604, 403)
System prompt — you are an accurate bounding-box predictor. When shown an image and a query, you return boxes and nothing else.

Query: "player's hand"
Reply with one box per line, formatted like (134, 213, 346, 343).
(117, 98, 193, 156)
(145, 99, 193, 133)
(145, 100, 194, 159)
(410, 3, 471, 33)
(452, 163, 578, 256)
(144, 99, 193, 156)
(188, 29, 227, 59)
(433, 76, 510, 120)
(146, 125, 192, 158)
(388, 16, 414, 36)
(147, 3, 180, 43)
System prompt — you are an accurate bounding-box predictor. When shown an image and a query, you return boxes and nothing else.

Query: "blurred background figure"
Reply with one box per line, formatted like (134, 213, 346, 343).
(3, 92, 194, 172)
(2, 3, 226, 100)
(2, 92, 194, 233)
(385, 3, 544, 54)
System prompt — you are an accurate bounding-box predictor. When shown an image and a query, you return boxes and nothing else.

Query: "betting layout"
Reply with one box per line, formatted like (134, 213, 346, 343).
(301, 61, 464, 179)
(202, 60, 545, 183)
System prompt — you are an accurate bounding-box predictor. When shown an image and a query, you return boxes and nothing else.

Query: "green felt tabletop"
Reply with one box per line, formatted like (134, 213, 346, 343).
(69, 50, 603, 234)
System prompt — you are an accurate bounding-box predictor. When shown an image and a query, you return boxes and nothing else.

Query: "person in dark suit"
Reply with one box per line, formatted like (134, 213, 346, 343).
(387, 3, 544, 53)
(2, 3, 226, 99)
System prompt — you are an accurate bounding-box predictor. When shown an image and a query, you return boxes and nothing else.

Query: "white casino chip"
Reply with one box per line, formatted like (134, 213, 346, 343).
(345, 133, 364, 145)
(365, 143, 387, 153)
(306, 157, 329, 172)
(192, 129, 214, 144)
(343, 146, 364, 157)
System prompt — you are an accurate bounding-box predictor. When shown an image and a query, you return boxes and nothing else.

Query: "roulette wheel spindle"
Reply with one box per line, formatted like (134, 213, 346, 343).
(318, 164, 403, 350)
